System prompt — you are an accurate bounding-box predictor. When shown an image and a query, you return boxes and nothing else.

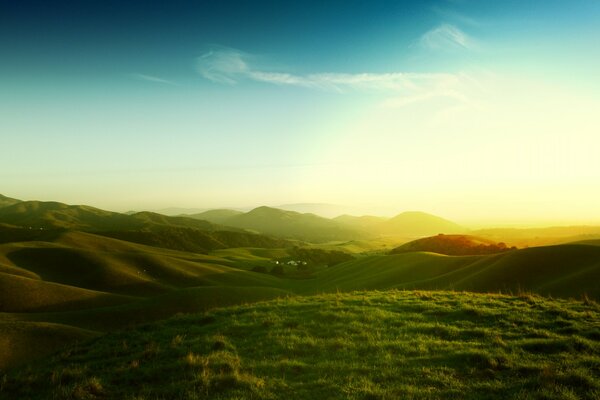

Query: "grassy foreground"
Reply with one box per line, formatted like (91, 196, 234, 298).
(2, 290, 599, 399)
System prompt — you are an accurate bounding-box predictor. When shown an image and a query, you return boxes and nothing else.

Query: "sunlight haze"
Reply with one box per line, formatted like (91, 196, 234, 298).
(1, 1, 599, 225)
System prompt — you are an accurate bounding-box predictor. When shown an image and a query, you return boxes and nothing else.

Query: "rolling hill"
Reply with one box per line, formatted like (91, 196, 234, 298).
(0, 201, 135, 231)
(391, 234, 515, 256)
(1, 225, 599, 370)
(313, 244, 600, 299)
(187, 209, 244, 224)
(1, 194, 600, 377)
(474, 226, 600, 247)
(0, 194, 20, 209)
(334, 211, 466, 237)
(196, 206, 466, 242)
(381, 211, 466, 236)
(212, 206, 368, 242)
(0, 200, 293, 253)
(333, 214, 388, 231)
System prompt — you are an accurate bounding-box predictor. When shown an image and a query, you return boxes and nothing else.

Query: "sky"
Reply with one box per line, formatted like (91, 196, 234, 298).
(1, 0, 599, 225)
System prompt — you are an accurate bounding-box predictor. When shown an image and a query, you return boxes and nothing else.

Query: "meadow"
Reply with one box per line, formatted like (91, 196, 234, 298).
(2, 291, 599, 399)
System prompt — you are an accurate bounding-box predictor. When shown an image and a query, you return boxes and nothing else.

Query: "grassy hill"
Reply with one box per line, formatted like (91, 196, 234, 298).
(314, 244, 600, 299)
(382, 211, 466, 236)
(334, 211, 466, 238)
(0, 321, 98, 373)
(0, 201, 135, 231)
(188, 209, 244, 224)
(0, 201, 293, 253)
(474, 226, 600, 247)
(0, 225, 599, 347)
(1, 196, 600, 379)
(1, 229, 599, 371)
(197, 206, 467, 242)
(0, 231, 297, 369)
(218, 206, 367, 242)
(2, 290, 598, 399)
(572, 239, 600, 246)
(391, 234, 515, 256)
(333, 214, 388, 231)
(0, 194, 20, 209)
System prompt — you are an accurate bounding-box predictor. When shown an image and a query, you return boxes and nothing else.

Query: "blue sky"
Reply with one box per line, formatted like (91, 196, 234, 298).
(1, 0, 599, 224)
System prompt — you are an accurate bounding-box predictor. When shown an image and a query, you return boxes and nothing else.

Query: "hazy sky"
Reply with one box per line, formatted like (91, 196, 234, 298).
(1, 0, 599, 225)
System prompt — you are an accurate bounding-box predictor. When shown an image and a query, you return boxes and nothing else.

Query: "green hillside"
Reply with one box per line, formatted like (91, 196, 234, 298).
(314, 245, 600, 299)
(1, 197, 600, 377)
(0, 197, 470, 244)
(188, 209, 244, 224)
(474, 226, 600, 247)
(334, 211, 466, 237)
(2, 291, 598, 399)
(221, 206, 367, 242)
(0, 321, 97, 371)
(333, 214, 388, 229)
(572, 239, 600, 246)
(382, 211, 466, 236)
(0, 194, 21, 209)
(0, 201, 135, 231)
(0, 201, 293, 253)
(1, 229, 599, 370)
(0, 271, 137, 312)
(391, 234, 515, 256)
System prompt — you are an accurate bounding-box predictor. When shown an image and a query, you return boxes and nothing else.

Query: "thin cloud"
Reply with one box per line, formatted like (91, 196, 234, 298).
(132, 73, 178, 86)
(196, 48, 249, 84)
(196, 47, 459, 94)
(419, 24, 473, 50)
(431, 7, 481, 27)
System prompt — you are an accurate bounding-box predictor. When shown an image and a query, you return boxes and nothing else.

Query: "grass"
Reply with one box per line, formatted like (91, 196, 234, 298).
(2, 290, 598, 399)
(0, 272, 137, 313)
(0, 321, 97, 370)
(312, 245, 600, 299)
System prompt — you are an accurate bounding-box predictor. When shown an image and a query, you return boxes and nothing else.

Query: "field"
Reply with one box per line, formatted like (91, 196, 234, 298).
(2, 290, 599, 399)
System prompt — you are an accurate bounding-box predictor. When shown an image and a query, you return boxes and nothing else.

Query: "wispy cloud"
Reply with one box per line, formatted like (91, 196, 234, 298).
(196, 47, 460, 94)
(132, 73, 178, 86)
(431, 7, 481, 27)
(419, 23, 473, 50)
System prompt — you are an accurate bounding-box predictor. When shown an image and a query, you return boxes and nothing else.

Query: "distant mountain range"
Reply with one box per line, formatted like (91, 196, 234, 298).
(0, 195, 470, 244)
(0, 199, 291, 253)
(3, 194, 599, 246)
(188, 206, 466, 242)
(150, 203, 356, 218)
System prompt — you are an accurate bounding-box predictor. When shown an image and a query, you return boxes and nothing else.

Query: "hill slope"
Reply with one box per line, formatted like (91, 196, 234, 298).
(391, 234, 514, 255)
(2, 291, 598, 399)
(382, 211, 465, 236)
(188, 209, 244, 224)
(474, 226, 600, 247)
(221, 206, 366, 242)
(0, 194, 21, 209)
(334, 211, 466, 237)
(1, 209, 600, 372)
(0, 201, 292, 252)
(0, 201, 134, 231)
(312, 244, 600, 299)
